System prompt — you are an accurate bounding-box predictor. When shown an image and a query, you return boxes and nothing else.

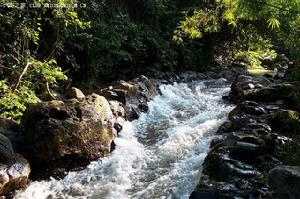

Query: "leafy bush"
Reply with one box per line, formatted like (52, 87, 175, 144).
(0, 59, 67, 122)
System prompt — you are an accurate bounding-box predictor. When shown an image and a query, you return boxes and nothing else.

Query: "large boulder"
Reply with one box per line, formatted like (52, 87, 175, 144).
(19, 94, 118, 179)
(231, 75, 272, 101)
(203, 152, 263, 181)
(194, 97, 286, 198)
(268, 166, 300, 199)
(0, 134, 30, 196)
(230, 75, 296, 103)
(244, 83, 295, 102)
(99, 75, 159, 120)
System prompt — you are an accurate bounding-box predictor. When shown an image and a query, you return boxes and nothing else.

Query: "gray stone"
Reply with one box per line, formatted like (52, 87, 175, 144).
(268, 166, 300, 199)
(65, 87, 85, 99)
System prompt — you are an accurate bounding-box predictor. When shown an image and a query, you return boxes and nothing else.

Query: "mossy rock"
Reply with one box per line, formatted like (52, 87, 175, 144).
(19, 94, 117, 179)
(271, 110, 300, 134)
(277, 135, 300, 165)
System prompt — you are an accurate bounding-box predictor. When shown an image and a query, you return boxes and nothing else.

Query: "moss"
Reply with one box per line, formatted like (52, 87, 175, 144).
(277, 135, 300, 166)
(247, 69, 277, 77)
(271, 110, 300, 134)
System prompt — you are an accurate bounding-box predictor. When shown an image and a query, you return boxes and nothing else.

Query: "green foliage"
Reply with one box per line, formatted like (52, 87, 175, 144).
(0, 0, 85, 121)
(30, 59, 67, 86)
(0, 80, 39, 122)
(173, 9, 220, 43)
(1, 0, 299, 122)
(174, 0, 300, 70)
(62, 2, 209, 86)
(234, 36, 277, 68)
(0, 58, 67, 122)
(267, 18, 281, 29)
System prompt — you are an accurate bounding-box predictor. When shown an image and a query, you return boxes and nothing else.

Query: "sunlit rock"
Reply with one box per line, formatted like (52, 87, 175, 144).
(65, 87, 85, 99)
(19, 94, 117, 179)
(0, 134, 30, 196)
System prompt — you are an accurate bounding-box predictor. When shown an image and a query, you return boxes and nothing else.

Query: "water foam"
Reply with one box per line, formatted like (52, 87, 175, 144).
(16, 80, 233, 199)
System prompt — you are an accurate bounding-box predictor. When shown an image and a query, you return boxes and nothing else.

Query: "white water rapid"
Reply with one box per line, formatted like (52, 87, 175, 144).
(16, 79, 234, 199)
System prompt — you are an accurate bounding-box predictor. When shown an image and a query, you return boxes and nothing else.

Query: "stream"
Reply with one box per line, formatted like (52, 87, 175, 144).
(15, 79, 234, 199)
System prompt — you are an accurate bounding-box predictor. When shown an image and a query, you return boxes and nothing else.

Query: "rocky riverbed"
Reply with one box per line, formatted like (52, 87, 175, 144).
(0, 54, 299, 198)
(191, 74, 300, 198)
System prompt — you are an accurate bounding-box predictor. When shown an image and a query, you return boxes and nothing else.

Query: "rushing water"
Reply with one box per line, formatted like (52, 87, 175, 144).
(16, 79, 234, 199)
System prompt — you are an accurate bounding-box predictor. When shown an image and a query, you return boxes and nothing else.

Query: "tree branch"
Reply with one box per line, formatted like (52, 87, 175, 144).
(45, 81, 56, 100)
(0, 64, 12, 70)
(256, 1, 300, 14)
(12, 62, 31, 91)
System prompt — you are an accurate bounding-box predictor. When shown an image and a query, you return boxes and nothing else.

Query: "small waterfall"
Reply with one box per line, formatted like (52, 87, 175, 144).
(16, 79, 234, 199)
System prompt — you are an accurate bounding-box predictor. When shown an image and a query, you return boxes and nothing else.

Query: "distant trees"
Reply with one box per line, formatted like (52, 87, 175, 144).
(0, 0, 299, 122)
(174, 0, 300, 70)
(0, 0, 85, 122)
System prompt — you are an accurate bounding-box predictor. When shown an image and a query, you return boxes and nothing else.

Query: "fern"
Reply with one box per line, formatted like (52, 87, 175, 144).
(267, 18, 281, 29)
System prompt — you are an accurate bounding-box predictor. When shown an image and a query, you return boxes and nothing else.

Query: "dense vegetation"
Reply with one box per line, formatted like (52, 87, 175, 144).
(0, 0, 299, 122)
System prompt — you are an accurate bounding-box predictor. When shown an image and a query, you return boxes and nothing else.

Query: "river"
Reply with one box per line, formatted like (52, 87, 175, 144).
(16, 79, 234, 199)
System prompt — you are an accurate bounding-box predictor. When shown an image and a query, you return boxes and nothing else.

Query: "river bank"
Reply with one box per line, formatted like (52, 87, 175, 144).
(191, 61, 300, 198)
(0, 64, 244, 198)
(1, 56, 299, 198)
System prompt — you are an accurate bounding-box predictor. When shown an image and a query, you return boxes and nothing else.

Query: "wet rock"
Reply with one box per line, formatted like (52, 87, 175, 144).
(229, 101, 267, 117)
(196, 173, 270, 198)
(210, 137, 224, 148)
(1, 154, 30, 194)
(195, 147, 269, 198)
(113, 123, 123, 134)
(217, 121, 233, 134)
(204, 153, 263, 181)
(19, 94, 117, 179)
(231, 75, 272, 101)
(178, 71, 208, 82)
(238, 135, 265, 147)
(160, 72, 181, 83)
(0, 134, 30, 196)
(99, 76, 158, 120)
(193, 70, 298, 199)
(244, 83, 295, 102)
(231, 142, 260, 157)
(230, 75, 296, 103)
(226, 114, 272, 135)
(190, 191, 232, 199)
(109, 100, 126, 118)
(262, 55, 276, 66)
(268, 166, 300, 199)
(104, 89, 127, 105)
(65, 87, 85, 99)
(113, 80, 139, 97)
(138, 102, 149, 112)
(128, 106, 140, 120)
(0, 134, 15, 167)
